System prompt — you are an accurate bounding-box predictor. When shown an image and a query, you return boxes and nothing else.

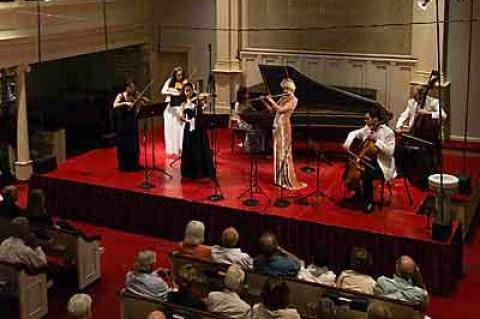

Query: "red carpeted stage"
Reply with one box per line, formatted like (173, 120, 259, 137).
(31, 128, 479, 295)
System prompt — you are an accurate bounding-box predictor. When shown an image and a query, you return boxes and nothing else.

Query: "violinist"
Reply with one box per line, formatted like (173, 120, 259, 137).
(342, 110, 396, 213)
(178, 83, 215, 180)
(395, 85, 447, 134)
(161, 66, 189, 157)
(113, 79, 150, 171)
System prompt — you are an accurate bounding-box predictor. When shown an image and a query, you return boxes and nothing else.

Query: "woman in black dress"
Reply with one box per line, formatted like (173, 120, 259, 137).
(179, 83, 215, 179)
(113, 79, 141, 171)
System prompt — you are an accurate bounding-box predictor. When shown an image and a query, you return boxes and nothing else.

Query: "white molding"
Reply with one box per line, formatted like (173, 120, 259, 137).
(241, 48, 418, 64)
(449, 135, 480, 143)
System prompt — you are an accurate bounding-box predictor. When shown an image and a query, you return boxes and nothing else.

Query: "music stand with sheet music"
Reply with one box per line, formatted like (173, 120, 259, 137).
(137, 101, 172, 189)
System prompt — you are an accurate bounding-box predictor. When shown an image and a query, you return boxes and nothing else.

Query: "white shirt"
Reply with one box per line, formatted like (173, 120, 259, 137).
(211, 245, 253, 270)
(343, 124, 397, 181)
(297, 264, 336, 287)
(336, 270, 376, 294)
(396, 96, 447, 130)
(0, 237, 47, 269)
(161, 78, 181, 104)
(252, 303, 301, 319)
(206, 290, 251, 319)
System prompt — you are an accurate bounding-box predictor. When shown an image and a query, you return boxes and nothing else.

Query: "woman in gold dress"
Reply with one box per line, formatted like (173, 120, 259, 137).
(262, 78, 307, 191)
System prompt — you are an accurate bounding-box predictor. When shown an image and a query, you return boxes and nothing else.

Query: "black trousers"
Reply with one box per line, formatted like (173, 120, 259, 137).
(114, 107, 139, 171)
(362, 159, 384, 204)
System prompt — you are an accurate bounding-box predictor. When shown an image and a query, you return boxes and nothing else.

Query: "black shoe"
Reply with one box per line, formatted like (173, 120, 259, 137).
(364, 202, 375, 214)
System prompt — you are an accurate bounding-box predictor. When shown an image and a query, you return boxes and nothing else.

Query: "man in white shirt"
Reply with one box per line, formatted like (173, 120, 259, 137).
(205, 265, 251, 319)
(0, 217, 47, 269)
(211, 227, 253, 270)
(343, 110, 396, 213)
(395, 85, 447, 133)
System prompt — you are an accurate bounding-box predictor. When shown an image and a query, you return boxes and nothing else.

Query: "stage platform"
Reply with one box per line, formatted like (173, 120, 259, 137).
(30, 128, 479, 295)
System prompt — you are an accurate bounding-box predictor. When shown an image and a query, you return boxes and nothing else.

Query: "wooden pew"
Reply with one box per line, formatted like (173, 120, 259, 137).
(0, 218, 101, 290)
(42, 226, 101, 290)
(0, 262, 49, 319)
(119, 288, 229, 319)
(169, 252, 424, 319)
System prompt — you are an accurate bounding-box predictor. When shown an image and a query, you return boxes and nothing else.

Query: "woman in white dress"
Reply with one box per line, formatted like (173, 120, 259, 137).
(161, 66, 188, 157)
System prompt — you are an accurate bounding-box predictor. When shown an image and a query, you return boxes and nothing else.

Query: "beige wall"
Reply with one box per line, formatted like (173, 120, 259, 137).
(447, 0, 480, 141)
(245, 0, 412, 54)
(0, 0, 147, 68)
(150, 0, 216, 88)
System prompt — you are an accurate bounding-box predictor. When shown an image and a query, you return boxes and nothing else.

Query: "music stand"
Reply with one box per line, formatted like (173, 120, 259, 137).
(297, 141, 335, 206)
(237, 131, 271, 207)
(137, 102, 172, 189)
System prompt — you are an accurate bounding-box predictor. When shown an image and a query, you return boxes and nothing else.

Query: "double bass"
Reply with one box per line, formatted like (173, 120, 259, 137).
(395, 72, 440, 188)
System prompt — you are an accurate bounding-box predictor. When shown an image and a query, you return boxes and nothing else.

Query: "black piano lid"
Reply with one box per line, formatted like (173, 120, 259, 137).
(258, 64, 392, 120)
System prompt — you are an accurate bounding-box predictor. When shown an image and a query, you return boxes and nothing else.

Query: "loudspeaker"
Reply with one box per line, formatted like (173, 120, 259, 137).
(33, 156, 57, 174)
(432, 222, 452, 241)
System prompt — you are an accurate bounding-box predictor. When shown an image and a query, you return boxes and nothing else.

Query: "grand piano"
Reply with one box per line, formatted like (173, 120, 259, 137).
(244, 65, 392, 144)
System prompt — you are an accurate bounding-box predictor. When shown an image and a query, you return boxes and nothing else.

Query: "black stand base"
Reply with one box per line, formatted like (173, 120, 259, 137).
(140, 180, 155, 189)
(301, 166, 314, 173)
(274, 198, 290, 208)
(208, 194, 224, 202)
(243, 198, 260, 207)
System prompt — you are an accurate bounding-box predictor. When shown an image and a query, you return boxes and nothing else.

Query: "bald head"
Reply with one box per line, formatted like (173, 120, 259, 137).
(222, 227, 239, 248)
(147, 311, 166, 319)
(396, 255, 416, 279)
(259, 232, 277, 257)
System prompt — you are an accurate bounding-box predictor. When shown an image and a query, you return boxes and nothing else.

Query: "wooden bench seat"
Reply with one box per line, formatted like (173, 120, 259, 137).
(170, 251, 424, 319)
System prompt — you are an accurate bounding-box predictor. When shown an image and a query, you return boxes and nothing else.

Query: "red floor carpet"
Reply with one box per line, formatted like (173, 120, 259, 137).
(41, 218, 478, 319)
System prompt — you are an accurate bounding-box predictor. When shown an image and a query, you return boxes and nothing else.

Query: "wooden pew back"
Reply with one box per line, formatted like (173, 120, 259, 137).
(0, 262, 48, 319)
(119, 288, 229, 319)
(170, 252, 424, 319)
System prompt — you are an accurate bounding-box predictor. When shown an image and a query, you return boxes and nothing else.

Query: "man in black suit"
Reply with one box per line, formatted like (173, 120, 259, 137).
(0, 185, 24, 221)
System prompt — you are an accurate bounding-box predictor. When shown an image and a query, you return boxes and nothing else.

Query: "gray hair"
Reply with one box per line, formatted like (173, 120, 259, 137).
(67, 293, 92, 318)
(224, 265, 245, 291)
(135, 250, 156, 273)
(184, 220, 205, 246)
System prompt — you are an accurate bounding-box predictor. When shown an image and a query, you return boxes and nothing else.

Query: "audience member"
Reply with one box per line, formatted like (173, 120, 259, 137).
(178, 220, 212, 261)
(148, 310, 167, 319)
(336, 247, 375, 294)
(297, 245, 336, 286)
(316, 298, 336, 319)
(0, 185, 24, 221)
(126, 250, 169, 301)
(253, 232, 300, 277)
(252, 278, 301, 319)
(374, 255, 429, 307)
(168, 263, 207, 310)
(366, 302, 392, 319)
(211, 227, 253, 270)
(205, 264, 251, 319)
(67, 293, 92, 319)
(25, 189, 54, 226)
(0, 217, 47, 269)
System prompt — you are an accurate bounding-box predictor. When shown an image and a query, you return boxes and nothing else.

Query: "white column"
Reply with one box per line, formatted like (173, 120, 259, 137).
(14, 64, 33, 181)
(213, 0, 242, 112)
